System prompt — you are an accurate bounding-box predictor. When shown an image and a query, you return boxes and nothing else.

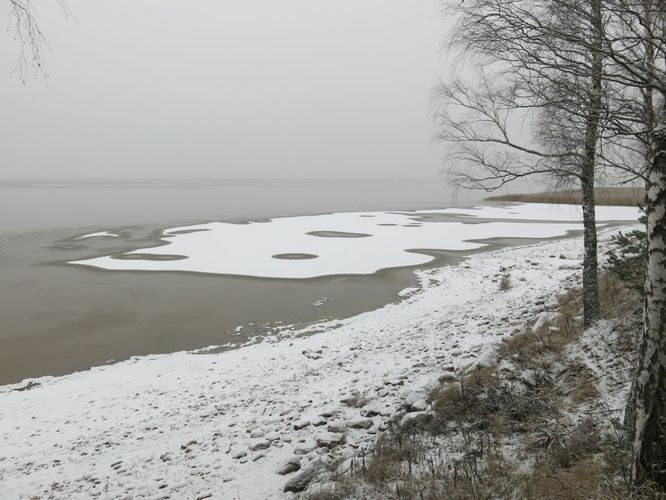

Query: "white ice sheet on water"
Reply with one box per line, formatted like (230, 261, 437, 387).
(70, 204, 640, 279)
(75, 230, 119, 240)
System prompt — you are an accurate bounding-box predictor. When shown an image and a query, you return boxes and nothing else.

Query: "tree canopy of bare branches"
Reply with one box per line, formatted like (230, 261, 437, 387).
(436, 0, 617, 328)
(7, 0, 69, 82)
(437, 1, 666, 487)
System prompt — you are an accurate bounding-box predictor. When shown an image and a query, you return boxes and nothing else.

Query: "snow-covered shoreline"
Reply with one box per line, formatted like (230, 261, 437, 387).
(0, 230, 626, 499)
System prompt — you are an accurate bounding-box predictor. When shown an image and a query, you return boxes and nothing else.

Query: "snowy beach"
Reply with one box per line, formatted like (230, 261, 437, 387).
(0, 222, 637, 499)
(4, 0, 663, 493)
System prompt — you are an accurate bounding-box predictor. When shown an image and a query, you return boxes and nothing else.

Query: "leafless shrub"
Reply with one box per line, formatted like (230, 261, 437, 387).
(362, 433, 425, 485)
(429, 365, 558, 439)
(547, 419, 603, 468)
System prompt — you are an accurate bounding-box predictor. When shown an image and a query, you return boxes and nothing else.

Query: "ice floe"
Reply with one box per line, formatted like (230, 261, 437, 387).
(69, 204, 640, 279)
(75, 230, 119, 240)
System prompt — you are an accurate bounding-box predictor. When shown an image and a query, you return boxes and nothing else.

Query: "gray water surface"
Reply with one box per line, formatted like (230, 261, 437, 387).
(0, 179, 515, 385)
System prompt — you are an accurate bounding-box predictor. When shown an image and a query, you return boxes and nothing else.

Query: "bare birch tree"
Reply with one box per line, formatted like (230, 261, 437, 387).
(598, 0, 666, 486)
(437, 0, 609, 328)
(634, 97, 666, 488)
(443, 0, 666, 485)
(438, 0, 666, 483)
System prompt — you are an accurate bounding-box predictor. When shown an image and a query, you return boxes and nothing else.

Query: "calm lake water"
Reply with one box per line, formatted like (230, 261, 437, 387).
(0, 179, 496, 385)
(0, 178, 484, 234)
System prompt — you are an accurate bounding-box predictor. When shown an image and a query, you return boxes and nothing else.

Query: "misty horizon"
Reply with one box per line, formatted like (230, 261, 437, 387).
(0, 0, 446, 181)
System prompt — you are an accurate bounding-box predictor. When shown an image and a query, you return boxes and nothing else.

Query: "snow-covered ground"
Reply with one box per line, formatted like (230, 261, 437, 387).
(0, 227, 629, 499)
(70, 204, 639, 278)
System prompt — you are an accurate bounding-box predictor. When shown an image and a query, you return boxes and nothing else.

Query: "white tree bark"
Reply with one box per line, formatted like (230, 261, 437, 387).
(632, 115, 666, 487)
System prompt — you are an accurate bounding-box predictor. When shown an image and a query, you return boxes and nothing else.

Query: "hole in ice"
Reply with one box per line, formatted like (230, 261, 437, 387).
(306, 231, 372, 238)
(111, 253, 188, 261)
(271, 253, 319, 260)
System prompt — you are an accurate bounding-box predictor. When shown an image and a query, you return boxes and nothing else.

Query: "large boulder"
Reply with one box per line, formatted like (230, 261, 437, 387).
(400, 411, 431, 427)
(293, 419, 311, 430)
(250, 440, 270, 451)
(348, 418, 373, 429)
(276, 456, 301, 475)
(316, 432, 346, 449)
(283, 463, 318, 493)
(327, 421, 347, 433)
(411, 399, 427, 411)
(404, 391, 428, 411)
(293, 441, 317, 455)
(438, 372, 457, 383)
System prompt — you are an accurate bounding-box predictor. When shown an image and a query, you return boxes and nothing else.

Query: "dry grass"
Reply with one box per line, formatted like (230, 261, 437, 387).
(304, 425, 647, 500)
(523, 419, 636, 499)
(301, 269, 652, 499)
(487, 187, 645, 206)
(599, 271, 642, 319)
(428, 363, 559, 441)
(301, 479, 355, 500)
(499, 287, 584, 368)
(500, 327, 567, 361)
(564, 362, 600, 404)
(556, 287, 585, 337)
(308, 432, 523, 500)
(524, 459, 611, 500)
(362, 434, 425, 484)
(499, 274, 512, 291)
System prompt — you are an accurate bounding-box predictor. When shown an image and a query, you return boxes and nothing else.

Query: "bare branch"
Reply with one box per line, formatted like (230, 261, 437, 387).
(7, 0, 70, 82)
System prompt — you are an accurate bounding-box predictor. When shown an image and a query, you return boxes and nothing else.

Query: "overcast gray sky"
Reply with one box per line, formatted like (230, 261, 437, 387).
(0, 0, 447, 179)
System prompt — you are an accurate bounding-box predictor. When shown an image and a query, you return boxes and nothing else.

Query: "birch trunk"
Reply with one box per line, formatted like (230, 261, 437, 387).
(580, 0, 604, 329)
(581, 171, 600, 328)
(632, 115, 666, 487)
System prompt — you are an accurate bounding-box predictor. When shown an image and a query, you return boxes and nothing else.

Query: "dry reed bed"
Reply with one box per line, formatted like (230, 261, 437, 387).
(487, 187, 645, 206)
